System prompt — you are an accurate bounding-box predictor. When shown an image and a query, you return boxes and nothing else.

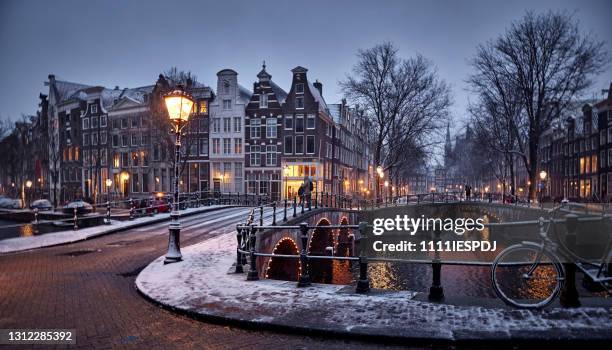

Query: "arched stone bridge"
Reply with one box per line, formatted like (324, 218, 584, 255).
(253, 202, 602, 281)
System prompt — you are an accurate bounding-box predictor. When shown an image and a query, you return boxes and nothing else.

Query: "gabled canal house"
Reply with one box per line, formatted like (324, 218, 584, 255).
(244, 63, 288, 201)
(209, 69, 251, 193)
(281, 66, 335, 197)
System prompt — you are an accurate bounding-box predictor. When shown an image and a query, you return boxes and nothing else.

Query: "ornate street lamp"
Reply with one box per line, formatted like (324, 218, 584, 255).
(163, 88, 194, 264)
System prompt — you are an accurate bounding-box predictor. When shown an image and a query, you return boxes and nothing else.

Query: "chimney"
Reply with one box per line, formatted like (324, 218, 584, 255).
(48, 74, 55, 84)
(313, 79, 323, 95)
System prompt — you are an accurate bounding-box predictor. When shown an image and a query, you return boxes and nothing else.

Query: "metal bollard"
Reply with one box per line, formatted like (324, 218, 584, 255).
(293, 197, 297, 217)
(356, 221, 370, 293)
(246, 225, 259, 281)
(34, 207, 39, 225)
(315, 192, 318, 209)
(235, 226, 244, 273)
(73, 207, 78, 230)
(272, 202, 277, 225)
(259, 205, 264, 227)
(560, 214, 580, 307)
(106, 201, 111, 224)
(428, 230, 444, 301)
(283, 199, 288, 222)
(129, 199, 134, 220)
(297, 222, 311, 287)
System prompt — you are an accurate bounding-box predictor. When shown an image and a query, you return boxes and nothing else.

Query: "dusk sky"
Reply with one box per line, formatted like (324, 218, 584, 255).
(1, 0, 610, 129)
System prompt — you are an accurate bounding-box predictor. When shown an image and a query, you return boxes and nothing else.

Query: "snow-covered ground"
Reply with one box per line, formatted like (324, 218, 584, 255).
(0, 205, 227, 253)
(136, 213, 612, 341)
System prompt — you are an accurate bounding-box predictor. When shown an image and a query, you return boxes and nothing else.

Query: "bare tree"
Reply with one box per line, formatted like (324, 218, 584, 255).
(469, 11, 608, 200)
(341, 42, 452, 200)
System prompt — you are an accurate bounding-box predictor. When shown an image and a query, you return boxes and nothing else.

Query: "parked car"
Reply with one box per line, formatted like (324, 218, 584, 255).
(149, 198, 170, 213)
(62, 200, 93, 214)
(0, 197, 23, 209)
(30, 199, 53, 211)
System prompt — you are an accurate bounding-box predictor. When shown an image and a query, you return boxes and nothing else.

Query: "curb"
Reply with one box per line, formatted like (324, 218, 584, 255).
(135, 280, 611, 348)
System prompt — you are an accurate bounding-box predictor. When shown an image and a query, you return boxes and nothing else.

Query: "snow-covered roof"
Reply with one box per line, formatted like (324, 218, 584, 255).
(308, 82, 329, 114)
(238, 84, 252, 104)
(270, 81, 288, 104)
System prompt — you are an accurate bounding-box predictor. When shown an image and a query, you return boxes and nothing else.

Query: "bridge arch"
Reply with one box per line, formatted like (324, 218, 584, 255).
(266, 237, 300, 281)
(308, 218, 333, 283)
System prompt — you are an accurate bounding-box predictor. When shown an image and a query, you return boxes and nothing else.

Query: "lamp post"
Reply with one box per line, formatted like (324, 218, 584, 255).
(163, 88, 194, 264)
(539, 170, 547, 205)
(25, 180, 32, 208)
(105, 178, 112, 201)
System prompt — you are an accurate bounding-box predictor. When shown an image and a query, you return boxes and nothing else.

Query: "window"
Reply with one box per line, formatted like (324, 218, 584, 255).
(199, 101, 207, 114)
(295, 96, 304, 109)
(260, 93, 268, 108)
(234, 163, 243, 193)
(82, 118, 90, 130)
(113, 119, 119, 129)
(100, 132, 107, 145)
(113, 153, 120, 168)
(223, 81, 230, 94)
(266, 145, 277, 166)
(122, 153, 129, 167)
(284, 136, 293, 154)
(285, 115, 293, 129)
(212, 138, 220, 154)
(295, 115, 304, 132)
(295, 83, 304, 94)
(212, 118, 220, 133)
(608, 149, 612, 167)
(295, 136, 304, 154)
(223, 138, 231, 154)
(234, 138, 242, 154)
(223, 118, 231, 132)
(223, 99, 231, 109)
(307, 115, 315, 129)
(234, 117, 241, 133)
(132, 173, 139, 193)
(121, 135, 128, 147)
(91, 117, 98, 128)
(141, 133, 148, 146)
(131, 117, 139, 128)
(121, 118, 128, 129)
(266, 118, 277, 138)
(250, 145, 261, 166)
(112, 134, 119, 147)
(250, 119, 261, 138)
(100, 116, 107, 127)
(199, 139, 208, 155)
(306, 135, 315, 154)
(90, 104, 97, 113)
(154, 144, 161, 161)
(131, 133, 138, 146)
(83, 133, 90, 146)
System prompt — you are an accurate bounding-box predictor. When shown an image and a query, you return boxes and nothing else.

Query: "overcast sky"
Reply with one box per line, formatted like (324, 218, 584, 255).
(1, 0, 610, 129)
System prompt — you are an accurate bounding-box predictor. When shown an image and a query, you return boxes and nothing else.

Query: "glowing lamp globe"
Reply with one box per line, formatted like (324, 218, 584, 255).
(164, 90, 194, 124)
(539, 170, 547, 181)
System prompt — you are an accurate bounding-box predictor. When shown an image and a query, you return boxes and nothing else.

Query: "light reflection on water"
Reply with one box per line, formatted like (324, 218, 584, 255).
(267, 211, 575, 299)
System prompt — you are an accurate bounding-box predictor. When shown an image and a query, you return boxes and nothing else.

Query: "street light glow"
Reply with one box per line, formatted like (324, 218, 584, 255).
(539, 170, 547, 181)
(25, 180, 32, 188)
(164, 89, 194, 124)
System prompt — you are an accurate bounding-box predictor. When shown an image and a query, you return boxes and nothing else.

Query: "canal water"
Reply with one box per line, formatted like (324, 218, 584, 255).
(0, 219, 64, 240)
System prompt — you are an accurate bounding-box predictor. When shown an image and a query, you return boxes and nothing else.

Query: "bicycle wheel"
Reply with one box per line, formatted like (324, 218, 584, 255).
(491, 243, 564, 309)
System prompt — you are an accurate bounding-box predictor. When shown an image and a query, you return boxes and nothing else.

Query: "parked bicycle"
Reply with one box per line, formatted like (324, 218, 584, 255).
(491, 204, 612, 309)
